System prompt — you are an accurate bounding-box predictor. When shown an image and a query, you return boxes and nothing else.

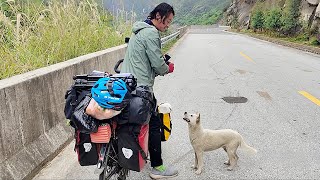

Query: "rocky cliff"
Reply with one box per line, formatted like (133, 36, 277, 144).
(225, 0, 320, 32)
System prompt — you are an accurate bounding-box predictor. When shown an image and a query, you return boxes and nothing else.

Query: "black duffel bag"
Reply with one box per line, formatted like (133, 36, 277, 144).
(71, 95, 98, 133)
(117, 86, 154, 125)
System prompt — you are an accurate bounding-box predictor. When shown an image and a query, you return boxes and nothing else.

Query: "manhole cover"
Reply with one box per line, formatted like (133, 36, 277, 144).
(222, 97, 248, 104)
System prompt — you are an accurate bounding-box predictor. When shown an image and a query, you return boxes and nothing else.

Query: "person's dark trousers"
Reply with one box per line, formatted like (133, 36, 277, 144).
(148, 98, 163, 167)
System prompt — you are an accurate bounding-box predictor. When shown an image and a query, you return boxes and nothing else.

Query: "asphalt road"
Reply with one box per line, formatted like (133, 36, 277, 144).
(33, 26, 320, 180)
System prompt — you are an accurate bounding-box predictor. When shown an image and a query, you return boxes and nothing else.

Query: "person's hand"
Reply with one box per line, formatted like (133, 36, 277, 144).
(168, 62, 174, 73)
(163, 54, 171, 65)
(164, 54, 171, 63)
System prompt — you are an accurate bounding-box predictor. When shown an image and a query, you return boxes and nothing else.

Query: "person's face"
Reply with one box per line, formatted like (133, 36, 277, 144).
(155, 12, 174, 32)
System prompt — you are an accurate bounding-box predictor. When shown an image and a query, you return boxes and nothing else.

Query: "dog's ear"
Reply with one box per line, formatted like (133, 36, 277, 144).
(196, 113, 200, 123)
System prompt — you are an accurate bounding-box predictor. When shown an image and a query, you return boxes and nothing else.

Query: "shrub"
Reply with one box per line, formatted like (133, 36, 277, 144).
(251, 10, 265, 31)
(310, 36, 320, 46)
(280, 0, 301, 35)
(264, 8, 282, 32)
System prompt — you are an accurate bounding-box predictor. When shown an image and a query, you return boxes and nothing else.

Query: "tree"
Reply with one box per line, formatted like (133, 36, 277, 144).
(264, 8, 282, 32)
(281, 0, 301, 35)
(251, 10, 264, 31)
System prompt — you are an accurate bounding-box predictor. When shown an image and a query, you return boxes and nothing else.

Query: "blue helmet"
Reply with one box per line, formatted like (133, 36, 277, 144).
(91, 77, 131, 111)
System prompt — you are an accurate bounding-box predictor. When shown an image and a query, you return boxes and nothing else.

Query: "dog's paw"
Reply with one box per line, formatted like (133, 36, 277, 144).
(224, 161, 230, 165)
(227, 167, 234, 171)
(191, 165, 197, 170)
(195, 169, 202, 175)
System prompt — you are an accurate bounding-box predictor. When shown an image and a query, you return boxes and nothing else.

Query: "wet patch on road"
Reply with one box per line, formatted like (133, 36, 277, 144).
(235, 69, 247, 74)
(222, 97, 248, 103)
(257, 91, 272, 101)
(302, 69, 312, 72)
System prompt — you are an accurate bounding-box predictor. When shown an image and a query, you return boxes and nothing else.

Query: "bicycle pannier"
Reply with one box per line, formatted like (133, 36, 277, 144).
(117, 124, 149, 172)
(75, 130, 99, 166)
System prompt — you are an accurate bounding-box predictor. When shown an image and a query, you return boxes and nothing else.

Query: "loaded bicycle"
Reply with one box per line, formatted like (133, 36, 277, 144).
(65, 59, 151, 180)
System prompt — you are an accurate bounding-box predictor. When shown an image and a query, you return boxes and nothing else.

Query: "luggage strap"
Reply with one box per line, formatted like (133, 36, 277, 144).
(129, 126, 149, 161)
(162, 125, 171, 133)
(131, 86, 154, 102)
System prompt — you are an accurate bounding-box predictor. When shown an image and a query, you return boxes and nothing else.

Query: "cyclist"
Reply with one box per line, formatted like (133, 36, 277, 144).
(120, 2, 177, 179)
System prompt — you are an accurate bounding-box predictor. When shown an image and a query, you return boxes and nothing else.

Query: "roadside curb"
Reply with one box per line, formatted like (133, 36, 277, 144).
(228, 30, 320, 55)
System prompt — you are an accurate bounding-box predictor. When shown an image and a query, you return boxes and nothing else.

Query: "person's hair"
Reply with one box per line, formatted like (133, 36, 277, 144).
(148, 2, 174, 21)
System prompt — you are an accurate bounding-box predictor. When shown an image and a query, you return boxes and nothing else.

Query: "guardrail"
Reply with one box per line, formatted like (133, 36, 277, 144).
(161, 25, 188, 46)
(161, 31, 180, 46)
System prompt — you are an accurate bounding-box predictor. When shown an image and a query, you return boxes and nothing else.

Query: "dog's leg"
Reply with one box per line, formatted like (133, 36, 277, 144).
(195, 151, 204, 175)
(223, 147, 230, 165)
(192, 152, 198, 169)
(226, 149, 238, 171)
(235, 152, 239, 161)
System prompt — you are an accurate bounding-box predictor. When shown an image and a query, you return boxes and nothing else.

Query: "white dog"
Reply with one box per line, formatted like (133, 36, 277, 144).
(183, 112, 257, 174)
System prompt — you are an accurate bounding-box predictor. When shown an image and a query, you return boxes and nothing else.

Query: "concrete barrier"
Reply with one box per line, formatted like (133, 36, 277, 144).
(0, 44, 127, 180)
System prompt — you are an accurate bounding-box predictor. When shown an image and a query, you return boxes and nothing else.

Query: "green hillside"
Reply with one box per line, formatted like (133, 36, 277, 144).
(165, 0, 232, 25)
(103, 0, 232, 25)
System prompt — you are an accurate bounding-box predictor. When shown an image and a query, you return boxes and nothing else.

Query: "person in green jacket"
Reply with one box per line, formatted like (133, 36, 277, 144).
(120, 2, 177, 179)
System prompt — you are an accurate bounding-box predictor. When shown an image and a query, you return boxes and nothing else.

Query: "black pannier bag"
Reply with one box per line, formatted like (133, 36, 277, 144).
(64, 87, 89, 121)
(71, 95, 98, 133)
(63, 71, 109, 166)
(117, 124, 149, 172)
(64, 71, 109, 128)
(75, 130, 99, 166)
(116, 86, 154, 125)
(64, 71, 138, 125)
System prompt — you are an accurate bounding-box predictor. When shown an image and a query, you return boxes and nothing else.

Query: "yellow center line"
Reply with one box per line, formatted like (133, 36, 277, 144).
(240, 52, 255, 63)
(299, 91, 320, 106)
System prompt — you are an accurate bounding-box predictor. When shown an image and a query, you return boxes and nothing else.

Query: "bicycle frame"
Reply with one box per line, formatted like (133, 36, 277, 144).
(96, 120, 129, 180)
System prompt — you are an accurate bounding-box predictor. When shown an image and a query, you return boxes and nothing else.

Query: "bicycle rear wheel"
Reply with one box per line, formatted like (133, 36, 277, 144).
(102, 166, 128, 180)
(99, 143, 129, 180)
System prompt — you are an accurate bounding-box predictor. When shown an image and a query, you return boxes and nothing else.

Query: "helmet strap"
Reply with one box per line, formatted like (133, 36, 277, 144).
(107, 79, 115, 96)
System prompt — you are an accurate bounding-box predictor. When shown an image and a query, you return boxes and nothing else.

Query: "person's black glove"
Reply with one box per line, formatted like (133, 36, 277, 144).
(164, 54, 171, 65)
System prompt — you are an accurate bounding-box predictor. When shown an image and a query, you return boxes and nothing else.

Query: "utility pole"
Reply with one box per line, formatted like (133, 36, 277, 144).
(119, 0, 124, 21)
(131, 3, 135, 25)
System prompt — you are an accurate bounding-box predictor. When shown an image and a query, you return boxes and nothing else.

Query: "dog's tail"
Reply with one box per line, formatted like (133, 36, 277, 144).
(239, 136, 257, 155)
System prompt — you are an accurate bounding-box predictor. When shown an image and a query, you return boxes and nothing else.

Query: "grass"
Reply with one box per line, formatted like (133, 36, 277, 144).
(0, 0, 132, 80)
(162, 37, 179, 54)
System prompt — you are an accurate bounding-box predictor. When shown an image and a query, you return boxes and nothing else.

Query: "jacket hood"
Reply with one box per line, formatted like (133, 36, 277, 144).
(132, 22, 154, 34)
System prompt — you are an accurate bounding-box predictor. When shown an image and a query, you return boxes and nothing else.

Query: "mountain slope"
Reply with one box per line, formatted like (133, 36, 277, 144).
(103, 0, 157, 21)
(166, 0, 232, 25)
(103, 0, 232, 25)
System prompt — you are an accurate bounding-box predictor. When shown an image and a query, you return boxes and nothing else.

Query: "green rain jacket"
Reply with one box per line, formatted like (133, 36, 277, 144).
(120, 21, 169, 91)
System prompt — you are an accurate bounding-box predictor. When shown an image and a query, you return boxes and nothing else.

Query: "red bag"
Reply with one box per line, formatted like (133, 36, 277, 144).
(117, 124, 149, 172)
(90, 124, 112, 143)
